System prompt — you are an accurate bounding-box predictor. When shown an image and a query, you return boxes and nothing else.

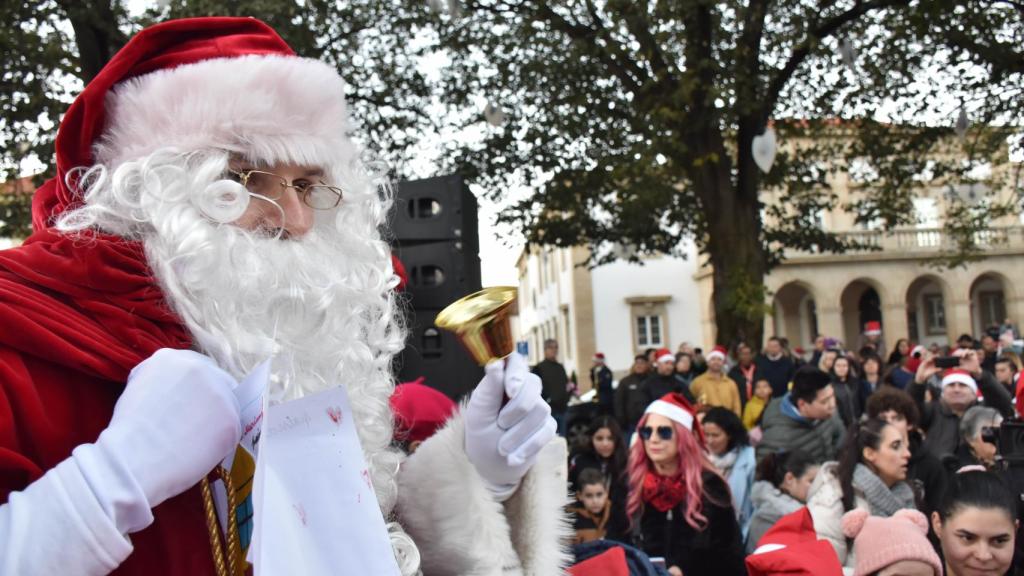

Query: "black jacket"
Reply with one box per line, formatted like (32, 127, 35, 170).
(636, 471, 747, 576)
(643, 373, 695, 406)
(910, 371, 1014, 459)
(569, 451, 630, 543)
(755, 355, 795, 398)
(615, 372, 650, 431)
(591, 364, 614, 407)
(533, 359, 570, 413)
(907, 430, 948, 521)
(727, 363, 759, 409)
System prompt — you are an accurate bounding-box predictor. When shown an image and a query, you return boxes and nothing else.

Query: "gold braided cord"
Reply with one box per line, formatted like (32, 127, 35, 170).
(217, 464, 243, 576)
(200, 476, 229, 576)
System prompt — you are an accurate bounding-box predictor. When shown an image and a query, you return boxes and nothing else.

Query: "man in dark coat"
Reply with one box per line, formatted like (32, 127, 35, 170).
(590, 353, 614, 416)
(642, 348, 695, 407)
(756, 366, 845, 464)
(727, 342, 759, 410)
(755, 337, 796, 398)
(533, 338, 571, 435)
(909, 350, 1013, 460)
(614, 354, 650, 433)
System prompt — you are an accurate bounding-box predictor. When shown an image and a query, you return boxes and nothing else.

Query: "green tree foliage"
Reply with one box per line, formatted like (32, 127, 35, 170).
(2, 1, 1022, 346)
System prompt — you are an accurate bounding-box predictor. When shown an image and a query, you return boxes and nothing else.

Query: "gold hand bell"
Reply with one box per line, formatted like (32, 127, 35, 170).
(435, 286, 517, 366)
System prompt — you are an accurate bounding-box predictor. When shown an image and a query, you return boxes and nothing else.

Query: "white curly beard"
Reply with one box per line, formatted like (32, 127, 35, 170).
(57, 149, 420, 575)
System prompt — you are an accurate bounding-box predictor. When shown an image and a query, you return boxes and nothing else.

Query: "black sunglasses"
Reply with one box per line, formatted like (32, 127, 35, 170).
(639, 425, 674, 441)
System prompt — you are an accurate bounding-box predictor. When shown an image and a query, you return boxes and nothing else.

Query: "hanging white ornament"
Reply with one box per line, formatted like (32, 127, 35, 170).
(427, 0, 444, 14)
(955, 106, 969, 140)
(752, 127, 778, 173)
(839, 38, 857, 71)
(483, 101, 506, 127)
(613, 242, 638, 261)
(446, 0, 462, 18)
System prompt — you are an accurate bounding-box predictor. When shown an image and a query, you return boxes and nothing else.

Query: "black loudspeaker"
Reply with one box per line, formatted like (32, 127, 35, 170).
(391, 174, 483, 400)
(397, 307, 484, 401)
(392, 174, 479, 248)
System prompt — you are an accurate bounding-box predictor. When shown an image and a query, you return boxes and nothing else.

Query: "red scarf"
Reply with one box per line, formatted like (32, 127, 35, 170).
(641, 470, 686, 513)
(0, 219, 218, 574)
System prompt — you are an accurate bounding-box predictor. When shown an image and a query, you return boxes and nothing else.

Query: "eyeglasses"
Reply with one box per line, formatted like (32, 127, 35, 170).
(228, 168, 343, 210)
(639, 425, 674, 441)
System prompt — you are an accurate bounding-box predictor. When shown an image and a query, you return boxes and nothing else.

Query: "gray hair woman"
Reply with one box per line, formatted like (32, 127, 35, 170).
(955, 405, 1003, 470)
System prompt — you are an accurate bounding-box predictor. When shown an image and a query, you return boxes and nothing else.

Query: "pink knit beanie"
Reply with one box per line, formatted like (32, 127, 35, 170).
(841, 509, 942, 576)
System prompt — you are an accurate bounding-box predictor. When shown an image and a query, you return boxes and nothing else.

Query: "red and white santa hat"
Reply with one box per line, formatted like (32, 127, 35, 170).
(707, 345, 727, 362)
(655, 347, 675, 364)
(941, 368, 978, 393)
(910, 344, 926, 357)
(644, 392, 696, 431)
(33, 17, 352, 229)
(864, 321, 882, 336)
(593, 352, 605, 361)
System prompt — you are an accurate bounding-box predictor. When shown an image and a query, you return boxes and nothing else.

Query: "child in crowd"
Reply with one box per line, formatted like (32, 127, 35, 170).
(569, 468, 612, 544)
(743, 378, 772, 431)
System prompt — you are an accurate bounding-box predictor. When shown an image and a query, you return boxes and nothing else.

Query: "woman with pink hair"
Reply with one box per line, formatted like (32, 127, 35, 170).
(628, 392, 746, 576)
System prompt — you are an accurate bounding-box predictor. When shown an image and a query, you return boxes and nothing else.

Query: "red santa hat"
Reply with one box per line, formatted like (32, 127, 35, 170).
(941, 368, 978, 393)
(864, 321, 882, 336)
(33, 17, 350, 229)
(706, 345, 727, 362)
(593, 352, 605, 361)
(746, 508, 843, 576)
(389, 377, 457, 444)
(644, 392, 697, 432)
(910, 344, 926, 357)
(655, 348, 674, 364)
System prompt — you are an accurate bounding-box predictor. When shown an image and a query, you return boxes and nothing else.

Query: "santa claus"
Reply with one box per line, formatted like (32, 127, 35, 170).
(0, 17, 569, 576)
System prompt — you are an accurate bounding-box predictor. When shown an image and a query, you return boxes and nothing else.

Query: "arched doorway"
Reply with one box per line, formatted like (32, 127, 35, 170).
(840, 280, 883, 350)
(906, 276, 949, 346)
(773, 282, 818, 350)
(970, 272, 1010, 336)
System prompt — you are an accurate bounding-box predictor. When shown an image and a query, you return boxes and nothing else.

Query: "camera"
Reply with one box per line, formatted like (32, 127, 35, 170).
(934, 356, 961, 369)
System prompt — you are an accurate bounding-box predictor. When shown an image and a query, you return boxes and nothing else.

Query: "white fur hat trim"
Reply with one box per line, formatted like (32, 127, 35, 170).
(644, 399, 694, 431)
(93, 54, 353, 170)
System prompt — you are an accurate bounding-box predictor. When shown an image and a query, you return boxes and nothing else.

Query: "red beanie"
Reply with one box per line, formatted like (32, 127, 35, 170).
(389, 378, 457, 444)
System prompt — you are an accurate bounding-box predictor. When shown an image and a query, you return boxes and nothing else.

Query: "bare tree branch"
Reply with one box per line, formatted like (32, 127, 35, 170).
(763, 0, 911, 123)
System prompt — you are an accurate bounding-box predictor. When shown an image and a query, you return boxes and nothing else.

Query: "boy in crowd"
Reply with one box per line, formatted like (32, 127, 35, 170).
(568, 468, 612, 544)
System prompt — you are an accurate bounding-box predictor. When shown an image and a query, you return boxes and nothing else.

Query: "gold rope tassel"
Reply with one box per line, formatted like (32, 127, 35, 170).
(201, 463, 247, 576)
(200, 475, 229, 576)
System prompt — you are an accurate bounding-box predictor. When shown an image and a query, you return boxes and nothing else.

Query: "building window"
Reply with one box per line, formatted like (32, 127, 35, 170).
(636, 315, 663, 347)
(924, 294, 946, 335)
(978, 291, 1007, 330)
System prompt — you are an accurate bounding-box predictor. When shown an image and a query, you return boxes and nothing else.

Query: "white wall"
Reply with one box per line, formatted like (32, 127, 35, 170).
(590, 242, 704, 374)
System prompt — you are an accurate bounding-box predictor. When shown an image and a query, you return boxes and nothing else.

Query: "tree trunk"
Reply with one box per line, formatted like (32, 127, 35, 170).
(688, 127, 769, 352)
(58, 0, 126, 82)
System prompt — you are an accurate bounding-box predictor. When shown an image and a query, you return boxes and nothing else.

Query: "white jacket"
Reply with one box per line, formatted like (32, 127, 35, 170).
(805, 462, 866, 575)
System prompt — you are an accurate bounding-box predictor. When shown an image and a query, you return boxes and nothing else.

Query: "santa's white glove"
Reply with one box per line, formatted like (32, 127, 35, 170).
(464, 353, 557, 501)
(76, 348, 242, 533)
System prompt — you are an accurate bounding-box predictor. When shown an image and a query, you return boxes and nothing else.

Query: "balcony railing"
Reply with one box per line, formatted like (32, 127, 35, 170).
(787, 225, 1024, 257)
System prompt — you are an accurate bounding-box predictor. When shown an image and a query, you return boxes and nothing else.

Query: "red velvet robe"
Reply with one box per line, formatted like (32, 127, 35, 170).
(0, 225, 219, 575)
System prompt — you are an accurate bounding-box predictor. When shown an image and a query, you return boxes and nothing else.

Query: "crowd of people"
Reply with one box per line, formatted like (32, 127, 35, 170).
(537, 322, 1024, 575)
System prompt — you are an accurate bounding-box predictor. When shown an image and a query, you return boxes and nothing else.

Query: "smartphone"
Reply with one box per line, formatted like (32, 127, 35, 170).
(650, 557, 667, 570)
(935, 356, 961, 369)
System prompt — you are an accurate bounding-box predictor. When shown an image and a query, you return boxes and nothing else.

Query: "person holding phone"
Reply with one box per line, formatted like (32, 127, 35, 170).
(910, 350, 1014, 460)
(627, 393, 746, 576)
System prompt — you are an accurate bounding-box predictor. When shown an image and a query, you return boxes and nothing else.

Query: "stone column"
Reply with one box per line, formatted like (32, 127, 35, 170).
(817, 305, 844, 343)
(882, 303, 910, 345)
